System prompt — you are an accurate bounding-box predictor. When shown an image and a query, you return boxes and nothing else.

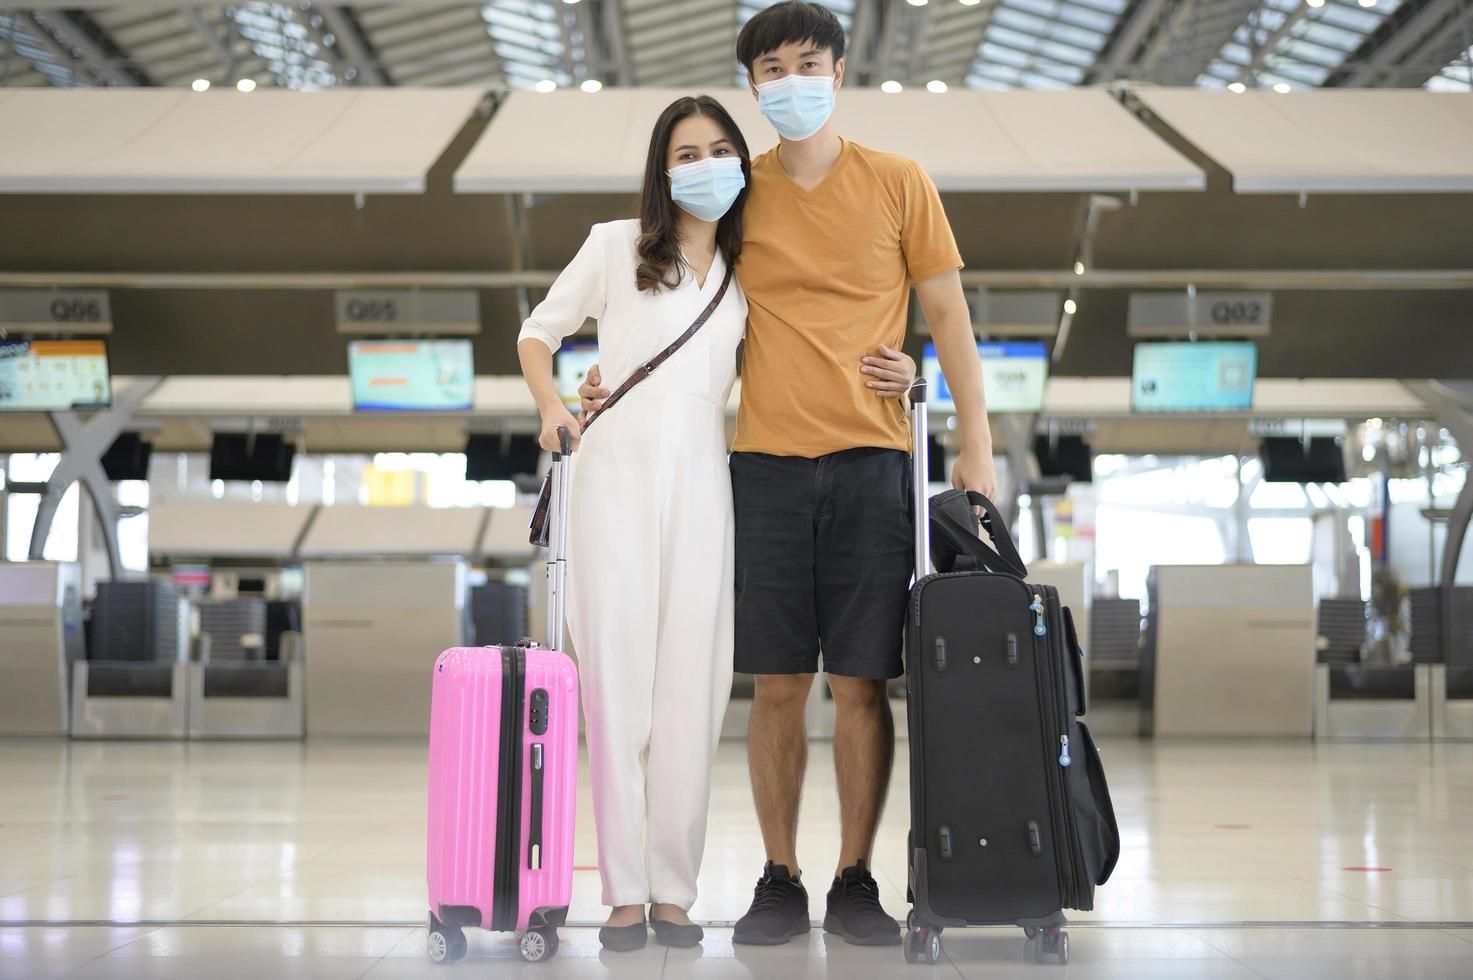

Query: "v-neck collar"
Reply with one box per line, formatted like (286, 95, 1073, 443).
(681, 246, 724, 293)
(774, 136, 850, 196)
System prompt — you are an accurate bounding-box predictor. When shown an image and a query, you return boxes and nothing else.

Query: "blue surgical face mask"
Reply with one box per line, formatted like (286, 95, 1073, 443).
(667, 156, 746, 223)
(756, 73, 836, 142)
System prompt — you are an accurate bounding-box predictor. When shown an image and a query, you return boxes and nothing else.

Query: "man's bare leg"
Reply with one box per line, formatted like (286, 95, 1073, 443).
(827, 674, 894, 875)
(747, 672, 814, 874)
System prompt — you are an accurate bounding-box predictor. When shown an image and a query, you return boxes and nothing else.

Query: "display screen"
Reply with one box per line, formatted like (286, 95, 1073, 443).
(348, 340, 474, 411)
(922, 341, 1048, 413)
(557, 341, 599, 402)
(1132, 341, 1257, 413)
(1261, 437, 1347, 484)
(0, 339, 111, 412)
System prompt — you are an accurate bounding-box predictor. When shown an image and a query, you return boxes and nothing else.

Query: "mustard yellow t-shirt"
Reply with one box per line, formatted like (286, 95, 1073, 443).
(733, 139, 963, 458)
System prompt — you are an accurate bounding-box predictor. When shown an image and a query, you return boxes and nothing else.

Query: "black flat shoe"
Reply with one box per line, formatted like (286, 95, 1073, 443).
(651, 916, 704, 948)
(598, 919, 648, 952)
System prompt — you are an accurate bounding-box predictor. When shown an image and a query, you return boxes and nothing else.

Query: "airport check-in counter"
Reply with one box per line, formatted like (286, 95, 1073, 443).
(1430, 663, 1473, 740)
(303, 560, 467, 736)
(1421, 587, 1473, 740)
(0, 562, 84, 736)
(1312, 597, 1432, 740)
(1143, 564, 1316, 737)
(71, 580, 191, 739)
(188, 597, 305, 739)
(1085, 598, 1144, 737)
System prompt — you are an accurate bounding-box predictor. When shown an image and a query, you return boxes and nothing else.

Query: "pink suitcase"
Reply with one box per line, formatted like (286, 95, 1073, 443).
(426, 430, 578, 964)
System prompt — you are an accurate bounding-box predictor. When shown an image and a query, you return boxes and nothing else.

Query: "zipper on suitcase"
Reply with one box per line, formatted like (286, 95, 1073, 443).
(1041, 587, 1090, 904)
(490, 648, 526, 931)
(1025, 613, 1072, 901)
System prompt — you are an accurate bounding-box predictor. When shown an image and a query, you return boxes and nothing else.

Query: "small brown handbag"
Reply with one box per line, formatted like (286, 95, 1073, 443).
(529, 265, 733, 546)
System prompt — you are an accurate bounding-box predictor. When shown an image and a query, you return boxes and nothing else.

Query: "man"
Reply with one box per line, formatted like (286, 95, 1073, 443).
(582, 0, 996, 948)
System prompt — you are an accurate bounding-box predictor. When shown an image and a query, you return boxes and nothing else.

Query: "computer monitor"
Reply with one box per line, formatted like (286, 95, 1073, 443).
(348, 339, 474, 411)
(1034, 435, 1093, 484)
(1131, 341, 1257, 413)
(465, 434, 543, 481)
(922, 341, 1048, 413)
(0, 339, 111, 411)
(101, 433, 154, 481)
(1260, 437, 1347, 484)
(556, 341, 599, 402)
(209, 434, 297, 483)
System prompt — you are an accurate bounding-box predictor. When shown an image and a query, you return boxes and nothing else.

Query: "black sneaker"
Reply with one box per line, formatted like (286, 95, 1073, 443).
(823, 860, 901, 946)
(732, 862, 810, 946)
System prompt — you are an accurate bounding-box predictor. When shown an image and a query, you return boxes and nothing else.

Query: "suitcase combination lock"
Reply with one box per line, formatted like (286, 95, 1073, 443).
(529, 689, 549, 735)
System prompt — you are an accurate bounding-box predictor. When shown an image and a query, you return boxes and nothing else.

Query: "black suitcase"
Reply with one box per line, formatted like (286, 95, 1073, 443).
(902, 381, 1120, 967)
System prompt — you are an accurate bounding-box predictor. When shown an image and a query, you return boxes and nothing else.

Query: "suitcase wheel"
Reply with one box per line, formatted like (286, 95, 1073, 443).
(1031, 927, 1068, 965)
(427, 922, 466, 964)
(903, 922, 942, 966)
(519, 928, 558, 963)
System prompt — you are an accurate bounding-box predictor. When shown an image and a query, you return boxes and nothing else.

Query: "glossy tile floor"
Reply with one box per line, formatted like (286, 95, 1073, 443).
(2, 734, 1472, 978)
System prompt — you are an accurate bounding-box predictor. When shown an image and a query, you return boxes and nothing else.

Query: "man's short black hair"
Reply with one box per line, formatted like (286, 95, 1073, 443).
(736, 1, 847, 74)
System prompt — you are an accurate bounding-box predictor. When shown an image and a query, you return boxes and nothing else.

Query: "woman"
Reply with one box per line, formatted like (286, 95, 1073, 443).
(516, 95, 917, 951)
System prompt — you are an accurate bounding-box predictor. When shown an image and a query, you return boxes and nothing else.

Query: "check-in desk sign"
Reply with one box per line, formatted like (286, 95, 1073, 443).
(0, 289, 112, 335)
(335, 290, 480, 336)
(1128, 291, 1272, 338)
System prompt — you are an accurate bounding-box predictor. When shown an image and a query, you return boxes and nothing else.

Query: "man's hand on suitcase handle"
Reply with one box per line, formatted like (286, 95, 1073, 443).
(953, 444, 999, 502)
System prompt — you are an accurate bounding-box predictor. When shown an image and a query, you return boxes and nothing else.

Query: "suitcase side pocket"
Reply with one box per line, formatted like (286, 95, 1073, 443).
(1061, 607, 1087, 718)
(1068, 722, 1120, 892)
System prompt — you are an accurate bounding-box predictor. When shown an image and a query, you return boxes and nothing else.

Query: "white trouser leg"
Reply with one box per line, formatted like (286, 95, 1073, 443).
(644, 437, 735, 910)
(567, 451, 659, 908)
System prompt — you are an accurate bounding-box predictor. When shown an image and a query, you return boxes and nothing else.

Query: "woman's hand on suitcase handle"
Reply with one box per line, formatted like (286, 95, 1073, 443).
(861, 345, 916, 399)
(538, 403, 582, 453)
(578, 364, 610, 420)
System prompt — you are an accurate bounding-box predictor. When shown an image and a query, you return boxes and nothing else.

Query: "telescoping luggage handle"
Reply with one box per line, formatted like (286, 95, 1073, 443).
(545, 426, 573, 652)
(909, 380, 1028, 580)
(911, 379, 933, 580)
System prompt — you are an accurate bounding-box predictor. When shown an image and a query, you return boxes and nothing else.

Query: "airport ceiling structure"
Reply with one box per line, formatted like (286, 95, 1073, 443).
(0, 0, 1469, 94)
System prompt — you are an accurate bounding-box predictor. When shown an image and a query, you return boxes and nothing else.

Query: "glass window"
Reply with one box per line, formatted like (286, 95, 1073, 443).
(1248, 517, 1312, 565)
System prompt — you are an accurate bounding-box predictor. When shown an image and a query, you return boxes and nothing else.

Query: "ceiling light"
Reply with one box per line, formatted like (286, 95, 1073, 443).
(236, 78, 256, 92)
(907, 0, 928, 6)
(1306, 0, 1324, 6)
(880, 80, 903, 94)
(959, 0, 982, 5)
(191, 78, 210, 93)
(535, 79, 558, 93)
(580, 78, 603, 93)
(1063, 298, 1077, 316)
(1358, 0, 1375, 7)
(926, 79, 948, 94)
(1073, 260, 1085, 276)
(1227, 81, 1246, 94)
(1273, 82, 1291, 94)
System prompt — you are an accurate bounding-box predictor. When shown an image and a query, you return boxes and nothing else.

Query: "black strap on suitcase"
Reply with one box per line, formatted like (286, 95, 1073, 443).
(902, 380, 1119, 967)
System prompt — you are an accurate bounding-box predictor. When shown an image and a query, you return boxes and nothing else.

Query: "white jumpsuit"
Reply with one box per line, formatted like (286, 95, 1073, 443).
(518, 218, 744, 910)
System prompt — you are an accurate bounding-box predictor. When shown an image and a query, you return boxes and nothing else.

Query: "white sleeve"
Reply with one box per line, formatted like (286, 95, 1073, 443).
(518, 225, 608, 354)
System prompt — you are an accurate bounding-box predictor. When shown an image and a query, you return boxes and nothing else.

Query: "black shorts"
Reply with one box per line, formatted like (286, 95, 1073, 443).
(731, 447, 914, 680)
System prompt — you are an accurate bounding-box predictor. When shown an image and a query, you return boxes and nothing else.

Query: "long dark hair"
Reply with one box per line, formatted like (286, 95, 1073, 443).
(636, 95, 751, 293)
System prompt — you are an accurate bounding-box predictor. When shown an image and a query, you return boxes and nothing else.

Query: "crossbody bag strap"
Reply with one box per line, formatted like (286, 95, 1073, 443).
(580, 264, 733, 433)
